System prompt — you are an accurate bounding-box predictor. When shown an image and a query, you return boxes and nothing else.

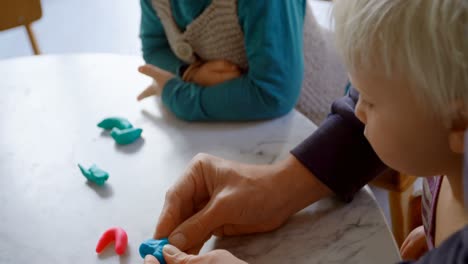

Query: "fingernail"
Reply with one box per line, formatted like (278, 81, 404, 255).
(169, 233, 186, 248)
(163, 244, 180, 256)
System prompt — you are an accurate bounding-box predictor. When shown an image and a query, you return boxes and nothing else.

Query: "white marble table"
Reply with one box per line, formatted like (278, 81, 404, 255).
(0, 54, 400, 263)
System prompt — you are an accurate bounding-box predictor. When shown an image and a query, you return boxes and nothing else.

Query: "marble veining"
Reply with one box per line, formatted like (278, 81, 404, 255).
(208, 188, 399, 263)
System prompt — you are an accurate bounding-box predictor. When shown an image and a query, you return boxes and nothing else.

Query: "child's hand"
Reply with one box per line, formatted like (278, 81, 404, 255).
(143, 246, 247, 264)
(137, 65, 175, 101)
(183, 60, 242, 87)
(400, 225, 429, 260)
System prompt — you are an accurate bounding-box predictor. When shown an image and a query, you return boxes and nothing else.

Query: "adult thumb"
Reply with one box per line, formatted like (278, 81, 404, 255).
(168, 203, 222, 251)
(163, 245, 193, 264)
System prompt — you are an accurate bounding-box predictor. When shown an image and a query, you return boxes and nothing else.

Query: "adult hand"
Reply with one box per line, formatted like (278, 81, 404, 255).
(143, 246, 246, 264)
(154, 153, 332, 253)
(400, 225, 429, 260)
(183, 60, 242, 87)
(137, 64, 175, 101)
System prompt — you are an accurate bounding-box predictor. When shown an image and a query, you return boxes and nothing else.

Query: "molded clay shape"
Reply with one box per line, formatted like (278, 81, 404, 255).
(96, 227, 128, 255)
(139, 238, 169, 264)
(78, 164, 109, 185)
(98, 117, 133, 130)
(111, 127, 143, 145)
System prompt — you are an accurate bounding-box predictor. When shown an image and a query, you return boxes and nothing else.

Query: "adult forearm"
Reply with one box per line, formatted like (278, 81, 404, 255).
(271, 154, 333, 216)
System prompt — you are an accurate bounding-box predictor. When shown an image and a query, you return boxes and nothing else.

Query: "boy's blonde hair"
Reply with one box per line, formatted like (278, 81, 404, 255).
(333, 0, 467, 124)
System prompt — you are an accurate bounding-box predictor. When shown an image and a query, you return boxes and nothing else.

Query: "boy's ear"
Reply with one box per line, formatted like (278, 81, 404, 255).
(448, 107, 467, 154)
(449, 130, 466, 154)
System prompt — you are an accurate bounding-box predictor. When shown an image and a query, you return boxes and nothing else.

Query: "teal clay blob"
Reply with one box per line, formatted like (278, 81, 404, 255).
(139, 238, 169, 264)
(98, 117, 133, 130)
(110, 127, 143, 145)
(78, 164, 109, 185)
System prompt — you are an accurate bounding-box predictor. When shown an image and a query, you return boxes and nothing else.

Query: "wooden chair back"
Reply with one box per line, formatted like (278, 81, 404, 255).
(0, 0, 42, 31)
(0, 0, 42, 55)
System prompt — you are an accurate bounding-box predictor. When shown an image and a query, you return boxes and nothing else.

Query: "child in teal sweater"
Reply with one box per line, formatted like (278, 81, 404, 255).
(137, 0, 306, 121)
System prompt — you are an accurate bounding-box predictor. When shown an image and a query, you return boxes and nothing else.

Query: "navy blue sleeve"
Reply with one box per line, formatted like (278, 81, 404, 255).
(291, 87, 387, 202)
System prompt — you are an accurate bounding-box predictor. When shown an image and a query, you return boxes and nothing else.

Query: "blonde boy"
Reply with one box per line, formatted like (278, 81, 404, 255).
(334, 0, 468, 261)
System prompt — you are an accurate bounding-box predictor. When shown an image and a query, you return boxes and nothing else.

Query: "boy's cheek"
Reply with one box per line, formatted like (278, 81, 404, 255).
(354, 103, 367, 124)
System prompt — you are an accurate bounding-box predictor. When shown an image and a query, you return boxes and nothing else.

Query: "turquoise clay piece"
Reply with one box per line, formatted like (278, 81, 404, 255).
(139, 238, 169, 264)
(98, 117, 133, 130)
(110, 127, 143, 145)
(78, 164, 109, 185)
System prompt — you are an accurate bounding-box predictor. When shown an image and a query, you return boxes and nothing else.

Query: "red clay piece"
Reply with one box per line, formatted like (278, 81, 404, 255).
(95, 227, 128, 255)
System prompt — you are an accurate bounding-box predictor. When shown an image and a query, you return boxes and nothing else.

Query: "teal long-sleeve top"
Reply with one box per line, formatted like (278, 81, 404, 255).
(140, 0, 306, 121)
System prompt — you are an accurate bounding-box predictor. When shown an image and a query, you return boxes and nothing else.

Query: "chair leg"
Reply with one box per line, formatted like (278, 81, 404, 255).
(408, 193, 423, 231)
(25, 24, 40, 55)
(389, 183, 414, 246)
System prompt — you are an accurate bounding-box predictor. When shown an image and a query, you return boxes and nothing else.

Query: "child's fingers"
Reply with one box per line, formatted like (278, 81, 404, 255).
(137, 86, 157, 101)
(400, 236, 427, 260)
(400, 242, 409, 258)
(400, 232, 415, 256)
(401, 242, 422, 260)
(183, 64, 201, 82)
(205, 60, 239, 72)
(400, 236, 411, 252)
(400, 239, 416, 260)
(139, 65, 161, 79)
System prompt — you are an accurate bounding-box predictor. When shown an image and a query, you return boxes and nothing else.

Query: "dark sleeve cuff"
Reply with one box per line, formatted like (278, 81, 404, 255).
(291, 87, 387, 202)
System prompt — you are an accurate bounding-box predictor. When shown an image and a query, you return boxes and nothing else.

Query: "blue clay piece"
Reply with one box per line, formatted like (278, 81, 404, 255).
(78, 164, 109, 185)
(110, 127, 143, 145)
(98, 117, 133, 130)
(139, 238, 169, 264)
